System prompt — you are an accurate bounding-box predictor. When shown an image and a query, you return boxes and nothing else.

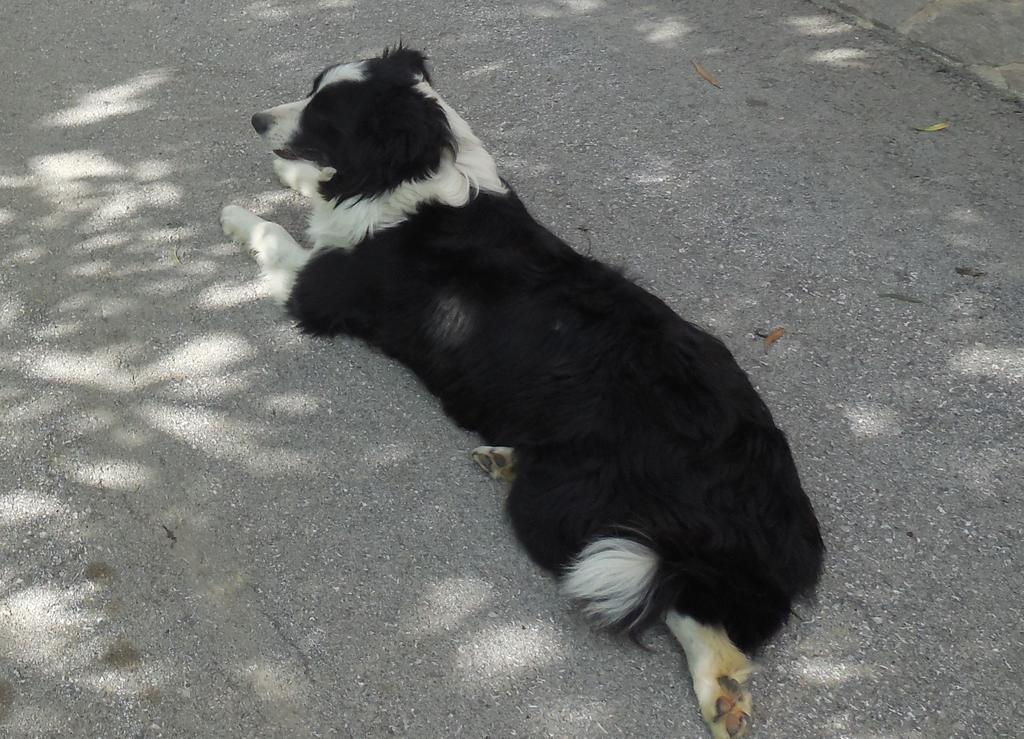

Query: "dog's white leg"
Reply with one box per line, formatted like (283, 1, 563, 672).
(221, 205, 311, 304)
(665, 610, 753, 739)
(273, 157, 335, 198)
(220, 204, 264, 243)
(471, 446, 516, 482)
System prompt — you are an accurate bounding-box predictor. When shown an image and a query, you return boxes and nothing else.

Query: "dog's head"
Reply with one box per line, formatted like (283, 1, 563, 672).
(251, 46, 455, 201)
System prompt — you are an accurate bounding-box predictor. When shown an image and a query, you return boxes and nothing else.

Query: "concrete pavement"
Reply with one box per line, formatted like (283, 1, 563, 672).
(1, 0, 1023, 737)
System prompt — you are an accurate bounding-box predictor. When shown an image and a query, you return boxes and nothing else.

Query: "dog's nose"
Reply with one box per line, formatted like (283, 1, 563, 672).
(251, 112, 273, 135)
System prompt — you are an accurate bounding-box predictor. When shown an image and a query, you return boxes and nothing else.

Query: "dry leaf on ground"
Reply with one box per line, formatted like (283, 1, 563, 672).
(763, 327, 785, 352)
(693, 61, 721, 89)
(955, 266, 986, 277)
(878, 292, 925, 304)
(914, 121, 949, 132)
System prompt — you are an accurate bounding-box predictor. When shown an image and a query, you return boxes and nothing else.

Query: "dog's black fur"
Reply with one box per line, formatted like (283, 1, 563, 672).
(282, 49, 823, 653)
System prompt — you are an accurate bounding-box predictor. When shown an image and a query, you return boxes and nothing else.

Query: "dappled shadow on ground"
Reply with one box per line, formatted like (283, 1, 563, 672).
(1, 0, 1023, 737)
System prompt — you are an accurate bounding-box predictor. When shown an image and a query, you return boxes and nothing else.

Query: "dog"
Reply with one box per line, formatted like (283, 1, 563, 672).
(221, 46, 824, 739)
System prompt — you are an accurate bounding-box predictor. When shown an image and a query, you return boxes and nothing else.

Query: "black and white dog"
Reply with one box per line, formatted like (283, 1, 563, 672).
(221, 46, 823, 739)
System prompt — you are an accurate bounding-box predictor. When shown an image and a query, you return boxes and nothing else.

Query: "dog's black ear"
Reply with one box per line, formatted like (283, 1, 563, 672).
(381, 43, 432, 83)
(369, 87, 452, 181)
(321, 86, 453, 202)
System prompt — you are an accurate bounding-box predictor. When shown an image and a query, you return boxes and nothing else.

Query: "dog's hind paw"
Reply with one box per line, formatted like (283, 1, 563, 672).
(665, 612, 753, 739)
(707, 675, 752, 739)
(471, 446, 517, 483)
(221, 205, 262, 244)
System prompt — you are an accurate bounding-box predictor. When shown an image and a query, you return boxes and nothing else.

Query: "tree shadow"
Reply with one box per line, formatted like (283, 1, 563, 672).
(2, 0, 1022, 737)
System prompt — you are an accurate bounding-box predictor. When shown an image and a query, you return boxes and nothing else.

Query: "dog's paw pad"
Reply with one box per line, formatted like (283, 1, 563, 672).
(724, 711, 750, 738)
(471, 446, 516, 482)
(220, 205, 260, 244)
(708, 675, 751, 739)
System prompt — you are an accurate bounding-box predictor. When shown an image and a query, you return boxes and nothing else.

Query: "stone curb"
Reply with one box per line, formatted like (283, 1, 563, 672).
(807, 0, 1024, 99)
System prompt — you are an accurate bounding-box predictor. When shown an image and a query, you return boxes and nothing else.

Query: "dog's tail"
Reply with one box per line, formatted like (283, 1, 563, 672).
(563, 536, 762, 736)
(560, 536, 660, 630)
(560, 527, 801, 650)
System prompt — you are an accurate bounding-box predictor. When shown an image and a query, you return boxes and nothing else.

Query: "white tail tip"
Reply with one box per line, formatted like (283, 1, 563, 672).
(561, 537, 659, 628)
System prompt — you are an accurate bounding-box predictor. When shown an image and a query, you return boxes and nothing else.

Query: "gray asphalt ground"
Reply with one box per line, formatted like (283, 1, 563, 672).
(1, 0, 1023, 737)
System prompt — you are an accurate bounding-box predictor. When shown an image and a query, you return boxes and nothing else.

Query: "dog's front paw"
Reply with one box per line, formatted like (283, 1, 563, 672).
(273, 158, 312, 192)
(273, 157, 334, 197)
(220, 205, 262, 244)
